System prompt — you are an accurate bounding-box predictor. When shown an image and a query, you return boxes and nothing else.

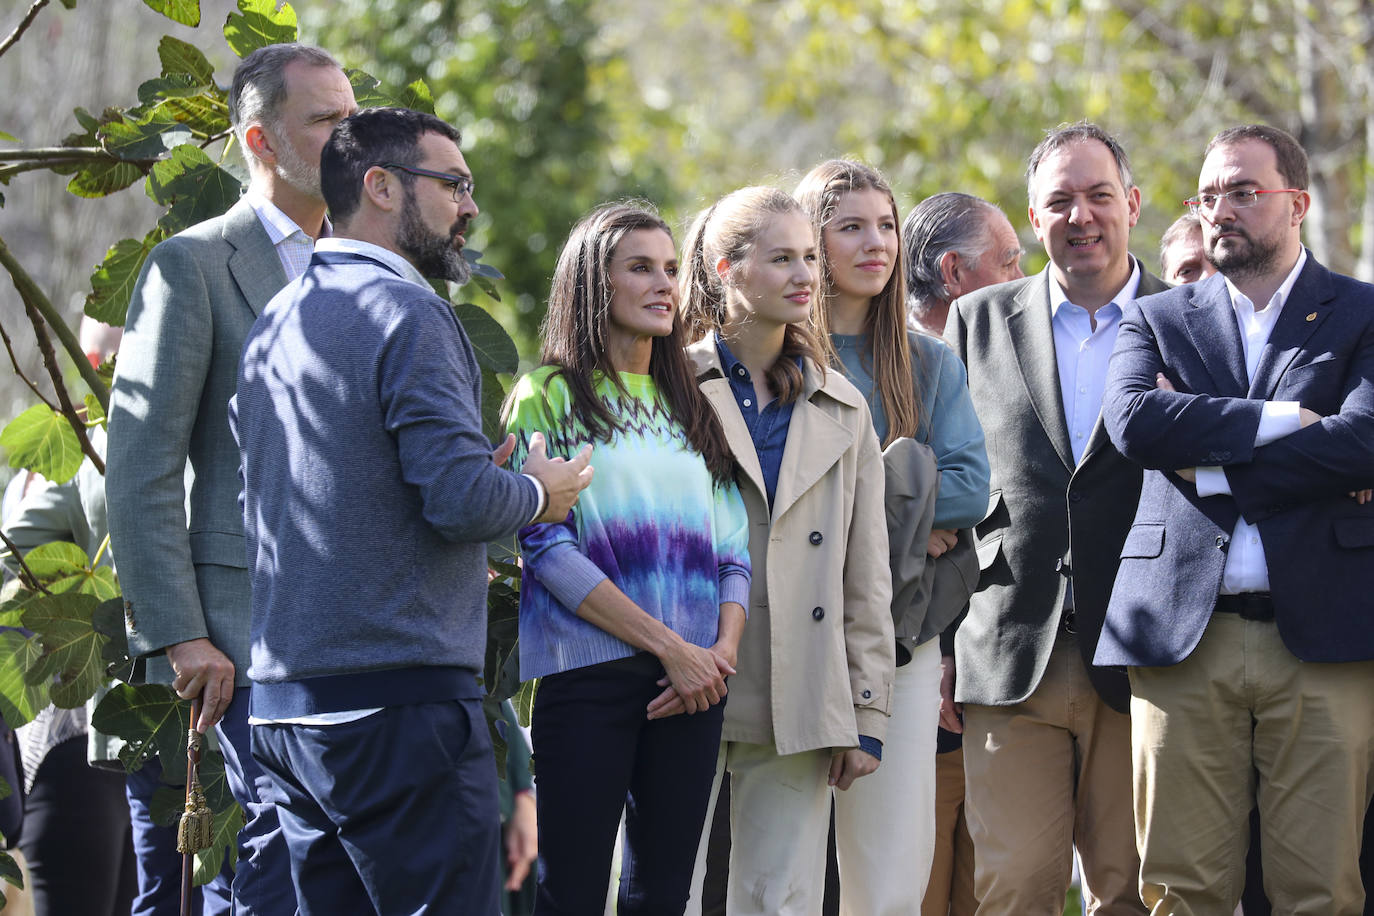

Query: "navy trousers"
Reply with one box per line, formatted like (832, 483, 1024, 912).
(215, 686, 296, 915)
(532, 653, 725, 916)
(252, 698, 501, 916)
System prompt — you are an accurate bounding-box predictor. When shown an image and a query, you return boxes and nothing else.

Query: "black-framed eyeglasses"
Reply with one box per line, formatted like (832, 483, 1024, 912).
(381, 162, 475, 203)
(1184, 187, 1299, 217)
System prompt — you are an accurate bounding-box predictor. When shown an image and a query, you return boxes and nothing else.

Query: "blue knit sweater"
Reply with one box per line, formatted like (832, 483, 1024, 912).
(232, 241, 539, 717)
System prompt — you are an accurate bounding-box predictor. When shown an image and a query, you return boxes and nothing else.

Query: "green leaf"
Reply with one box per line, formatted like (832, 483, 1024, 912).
(159, 35, 215, 83)
(85, 234, 158, 327)
(0, 404, 84, 484)
(93, 683, 190, 781)
(56, 0, 77, 8)
(0, 631, 48, 729)
(20, 541, 91, 580)
(141, 0, 201, 26)
(22, 591, 108, 709)
(469, 274, 501, 302)
(0, 850, 21, 889)
(158, 92, 231, 138)
(346, 69, 386, 108)
(399, 80, 436, 115)
(479, 367, 507, 445)
(456, 302, 519, 375)
(147, 145, 242, 234)
(224, 0, 298, 58)
(462, 248, 505, 282)
(0, 131, 17, 143)
(84, 393, 106, 428)
(100, 109, 192, 161)
(19, 542, 117, 600)
(92, 597, 135, 682)
(512, 678, 537, 729)
(137, 74, 204, 106)
(67, 159, 144, 199)
(483, 694, 508, 777)
(195, 803, 243, 885)
(150, 783, 182, 828)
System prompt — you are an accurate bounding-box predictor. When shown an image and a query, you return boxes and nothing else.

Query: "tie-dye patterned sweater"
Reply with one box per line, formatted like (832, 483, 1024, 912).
(506, 366, 751, 679)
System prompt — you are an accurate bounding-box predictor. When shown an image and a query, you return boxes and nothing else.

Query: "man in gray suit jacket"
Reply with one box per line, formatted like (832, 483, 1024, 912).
(106, 44, 356, 914)
(945, 123, 1164, 915)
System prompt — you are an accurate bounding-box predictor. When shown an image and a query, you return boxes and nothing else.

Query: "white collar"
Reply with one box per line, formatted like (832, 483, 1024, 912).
(1048, 259, 1141, 318)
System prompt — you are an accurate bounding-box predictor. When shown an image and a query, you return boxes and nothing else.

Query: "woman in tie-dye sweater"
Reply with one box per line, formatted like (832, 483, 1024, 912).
(503, 202, 750, 916)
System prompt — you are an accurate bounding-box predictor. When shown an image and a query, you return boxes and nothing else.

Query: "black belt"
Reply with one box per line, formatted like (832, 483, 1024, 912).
(1214, 592, 1275, 621)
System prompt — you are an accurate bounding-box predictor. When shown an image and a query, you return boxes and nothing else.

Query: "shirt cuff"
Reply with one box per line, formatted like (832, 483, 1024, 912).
(528, 544, 608, 612)
(1255, 401, 1302, 447)
(857, 735, 883, 761)
(522, 474, 547, 524)
(718, 571, 751, 613)
(1194, 466, 1231, 497)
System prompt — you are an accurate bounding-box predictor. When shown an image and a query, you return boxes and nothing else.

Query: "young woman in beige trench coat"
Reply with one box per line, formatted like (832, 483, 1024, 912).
(674, 185, 895, 916)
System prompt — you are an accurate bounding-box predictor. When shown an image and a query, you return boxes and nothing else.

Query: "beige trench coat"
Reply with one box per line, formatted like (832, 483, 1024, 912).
(689, 338, 895, 755)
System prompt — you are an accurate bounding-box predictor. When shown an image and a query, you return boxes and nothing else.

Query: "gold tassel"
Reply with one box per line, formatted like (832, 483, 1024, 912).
(176, 726, 214, 853)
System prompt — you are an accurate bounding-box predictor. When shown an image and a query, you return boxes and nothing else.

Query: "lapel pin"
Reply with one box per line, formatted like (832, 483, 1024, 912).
(1306, 312, 1317, 321)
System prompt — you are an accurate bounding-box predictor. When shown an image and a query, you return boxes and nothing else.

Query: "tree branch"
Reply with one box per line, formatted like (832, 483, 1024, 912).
(0, 147, 109, 163)
(0, 159, 96, 182)
(15, 290, 106, 475)
(0, 529, 53, 596)
(0, 315, 56, 410)
(0, 234, 108, 412)
(0, 0, 49, 62)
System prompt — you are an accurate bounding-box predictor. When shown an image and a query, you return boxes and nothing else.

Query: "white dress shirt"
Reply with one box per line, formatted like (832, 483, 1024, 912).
(246, 192, 327, 281)
(1049, 261, 1142, 466)
(1193, 250, 1308, 594)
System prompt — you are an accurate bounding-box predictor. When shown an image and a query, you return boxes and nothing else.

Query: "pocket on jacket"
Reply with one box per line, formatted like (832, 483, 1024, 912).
(1333, 516, 1374, 549)
(1119, 523, 1165, 559)
(974, 489, 1006, 540)
(189, 530, 249, 569)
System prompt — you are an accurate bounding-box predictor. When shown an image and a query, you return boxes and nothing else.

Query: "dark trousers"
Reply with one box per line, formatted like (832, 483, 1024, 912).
(215, 685, 295, 915)
(252, 698, 501, 916)
(19, 735, 136, 916)
(125, 750, 233, 916)
(533, 654, 724, 916)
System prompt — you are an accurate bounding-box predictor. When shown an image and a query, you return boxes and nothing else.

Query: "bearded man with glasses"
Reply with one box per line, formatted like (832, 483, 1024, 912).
(1098, 124, 1374, 915)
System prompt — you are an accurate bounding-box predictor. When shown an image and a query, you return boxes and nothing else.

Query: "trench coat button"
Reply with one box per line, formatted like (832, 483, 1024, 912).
(1069, 491, 1083, 503)
(861, 689, 872, 699)
(812, 606, 825, 621)
(809, 531, 823, 545)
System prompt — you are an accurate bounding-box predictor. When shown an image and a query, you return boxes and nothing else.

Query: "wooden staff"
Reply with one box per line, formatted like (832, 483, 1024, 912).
(178, 697, 213, 916)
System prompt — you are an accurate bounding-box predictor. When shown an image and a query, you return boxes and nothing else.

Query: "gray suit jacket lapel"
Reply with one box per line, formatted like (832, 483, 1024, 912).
(223, 197, 289, 318)
(1006, 272, 1074, 472)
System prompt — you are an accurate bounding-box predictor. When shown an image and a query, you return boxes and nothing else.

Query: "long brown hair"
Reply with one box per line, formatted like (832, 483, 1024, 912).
(796, 159, 920, 444)
(679, 186, 826, 405)
(534, 201, 734, 484)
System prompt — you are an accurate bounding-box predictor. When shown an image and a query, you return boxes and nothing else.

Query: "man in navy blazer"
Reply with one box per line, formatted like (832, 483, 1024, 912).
(1099, 124, 1374, 914)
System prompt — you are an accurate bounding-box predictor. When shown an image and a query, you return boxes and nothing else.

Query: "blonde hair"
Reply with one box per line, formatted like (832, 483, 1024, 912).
(796, 159, 919, 444)
(680, 186, 826, 405)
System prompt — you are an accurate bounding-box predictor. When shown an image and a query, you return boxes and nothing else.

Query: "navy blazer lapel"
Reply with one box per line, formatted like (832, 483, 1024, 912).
(1183, 274, 1249, 397)
(223, 198, 289, 318)
(1006, 273, 1074, 472)
(1249, 255, 1335, 400)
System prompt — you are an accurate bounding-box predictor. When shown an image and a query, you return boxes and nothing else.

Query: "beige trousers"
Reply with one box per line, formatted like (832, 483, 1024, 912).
(923, 745, 979, 916)
(1130, 612, 1374, 916)
(963, 634, 1144, 916)
(686, 741, 833, 916)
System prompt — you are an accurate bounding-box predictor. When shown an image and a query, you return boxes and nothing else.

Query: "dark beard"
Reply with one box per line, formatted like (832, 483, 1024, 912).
(397, 194, 471, 284)
(1206, 223, 1281, 284)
